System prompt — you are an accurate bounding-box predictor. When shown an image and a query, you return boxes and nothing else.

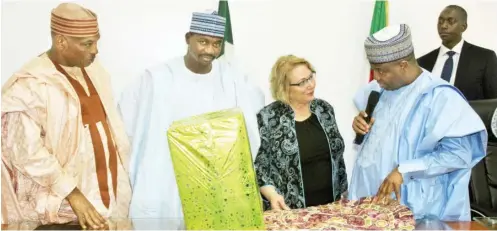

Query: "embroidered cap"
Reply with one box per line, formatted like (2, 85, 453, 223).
(364, 24, 414, 64)
(189, 10, 226, 38)
(50, 3, 99, 38)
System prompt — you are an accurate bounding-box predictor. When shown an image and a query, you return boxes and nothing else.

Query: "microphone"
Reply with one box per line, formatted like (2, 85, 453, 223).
(354, 91, 380, 145)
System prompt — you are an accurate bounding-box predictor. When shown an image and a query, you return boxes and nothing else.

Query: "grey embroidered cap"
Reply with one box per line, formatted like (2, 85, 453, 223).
(189, 10, 226, 38)
(364, 24, 414, 64)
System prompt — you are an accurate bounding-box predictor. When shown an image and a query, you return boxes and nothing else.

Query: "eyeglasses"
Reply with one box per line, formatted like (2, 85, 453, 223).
(289, 72, 315, 87)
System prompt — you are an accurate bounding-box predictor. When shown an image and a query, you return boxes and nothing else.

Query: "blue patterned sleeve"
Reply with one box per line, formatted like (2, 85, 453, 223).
(323, 101, 349, 197)
(253, 111, 275, 188)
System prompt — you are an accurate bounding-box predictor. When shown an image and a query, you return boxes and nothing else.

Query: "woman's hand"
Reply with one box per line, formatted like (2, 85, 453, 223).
(260, 185, 291, 211)
(268, 193, 290, 211)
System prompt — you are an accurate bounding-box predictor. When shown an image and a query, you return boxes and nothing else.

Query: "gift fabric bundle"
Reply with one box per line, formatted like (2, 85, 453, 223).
(167, 108, 265, 230)
(264, 196, 416, 230)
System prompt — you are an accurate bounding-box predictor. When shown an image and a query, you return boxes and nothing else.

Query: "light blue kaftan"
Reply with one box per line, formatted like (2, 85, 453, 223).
(117, 57, 264, 228)
(349, 70, 487, 221)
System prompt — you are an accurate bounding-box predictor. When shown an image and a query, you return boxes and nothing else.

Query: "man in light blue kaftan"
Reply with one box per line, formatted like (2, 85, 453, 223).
(117, 11, 264, 229)
(349, 24, 487, 221)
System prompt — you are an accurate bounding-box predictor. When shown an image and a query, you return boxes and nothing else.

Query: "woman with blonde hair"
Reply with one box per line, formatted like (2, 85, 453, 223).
(254, 55, 348, 210)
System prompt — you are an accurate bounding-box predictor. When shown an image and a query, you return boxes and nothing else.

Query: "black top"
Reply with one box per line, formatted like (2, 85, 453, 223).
(295, 114, 334, 207)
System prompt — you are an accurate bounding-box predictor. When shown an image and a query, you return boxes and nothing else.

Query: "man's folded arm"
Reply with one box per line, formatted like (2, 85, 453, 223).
(399, 133, 484, 182)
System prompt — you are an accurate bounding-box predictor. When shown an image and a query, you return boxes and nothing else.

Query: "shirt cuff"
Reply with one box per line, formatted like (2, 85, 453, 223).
(398, 159, 426, 184)
(50, 172, 77, 199)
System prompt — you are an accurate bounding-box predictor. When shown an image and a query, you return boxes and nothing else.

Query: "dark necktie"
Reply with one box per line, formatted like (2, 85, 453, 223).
(441, 51, 456, 82)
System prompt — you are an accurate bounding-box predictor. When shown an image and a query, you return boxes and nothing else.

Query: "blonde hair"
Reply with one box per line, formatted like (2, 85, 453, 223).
(270, 54, 316, 104)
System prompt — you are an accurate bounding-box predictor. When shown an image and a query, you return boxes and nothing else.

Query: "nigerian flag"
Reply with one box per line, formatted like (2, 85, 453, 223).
(368, 0, 389, 82)
(217, 0, 234, 63)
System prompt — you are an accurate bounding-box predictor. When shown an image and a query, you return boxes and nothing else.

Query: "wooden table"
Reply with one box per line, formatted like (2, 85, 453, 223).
(1, 221, 490, 230)
(447, 221, 489, 230)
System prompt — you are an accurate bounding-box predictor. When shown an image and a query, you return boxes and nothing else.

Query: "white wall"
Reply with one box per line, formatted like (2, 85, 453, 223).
(2, 0, 497, 181)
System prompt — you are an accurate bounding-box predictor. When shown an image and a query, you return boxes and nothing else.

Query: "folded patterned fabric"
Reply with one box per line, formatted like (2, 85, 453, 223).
(264, 197, 415, 230)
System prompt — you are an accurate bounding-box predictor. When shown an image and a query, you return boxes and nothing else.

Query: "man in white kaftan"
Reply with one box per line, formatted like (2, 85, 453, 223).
(349, 24, 486, 221)
(117, 11, 264, 229)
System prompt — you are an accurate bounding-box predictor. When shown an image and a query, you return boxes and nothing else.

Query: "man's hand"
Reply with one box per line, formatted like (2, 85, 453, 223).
(66, 188, 106, 229)
(353, 111, 375, 135)
(375, 167, 403, 204)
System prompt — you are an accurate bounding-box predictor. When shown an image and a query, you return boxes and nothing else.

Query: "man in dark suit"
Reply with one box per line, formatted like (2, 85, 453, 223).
(418, 5, 497, 100)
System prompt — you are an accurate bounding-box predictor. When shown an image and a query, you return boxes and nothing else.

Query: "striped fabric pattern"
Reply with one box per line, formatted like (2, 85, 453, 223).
(51, 12, 99, 37)
(364, 24, 414, 64)
(189, 11, 226, 38)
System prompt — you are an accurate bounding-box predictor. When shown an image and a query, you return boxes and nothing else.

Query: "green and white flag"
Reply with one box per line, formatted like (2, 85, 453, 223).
(217, 0, 234, 63)
(368, 0, 389, 82)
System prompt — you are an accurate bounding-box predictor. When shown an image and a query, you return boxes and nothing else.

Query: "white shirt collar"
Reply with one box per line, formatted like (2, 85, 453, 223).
(440, 39, 464, 56)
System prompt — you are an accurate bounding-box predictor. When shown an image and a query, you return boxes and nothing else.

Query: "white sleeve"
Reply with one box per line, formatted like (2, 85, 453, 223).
(353, 80, 381, 111)
(117, 71, 153, 139)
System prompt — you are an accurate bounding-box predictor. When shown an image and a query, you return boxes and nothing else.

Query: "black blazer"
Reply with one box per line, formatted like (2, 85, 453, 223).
(418, 41, 497, 100)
